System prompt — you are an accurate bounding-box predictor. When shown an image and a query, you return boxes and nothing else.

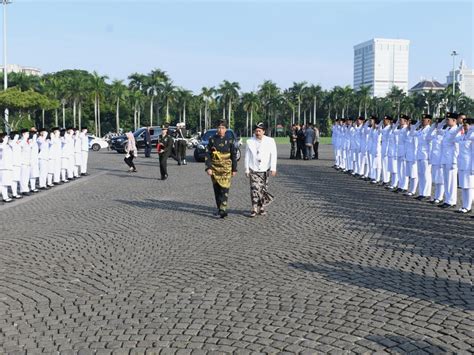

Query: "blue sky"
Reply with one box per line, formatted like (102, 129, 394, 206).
(6, 0, 474, 93)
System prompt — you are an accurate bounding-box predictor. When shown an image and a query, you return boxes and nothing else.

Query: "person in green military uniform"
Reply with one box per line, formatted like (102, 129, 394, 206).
(205, 120, 238, 218)
(157, 125, 173, 180)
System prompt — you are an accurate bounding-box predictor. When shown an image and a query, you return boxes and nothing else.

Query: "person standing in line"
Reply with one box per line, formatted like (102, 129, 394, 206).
(313, 124, 320, 160)
(80, 127, 89, 176)
(19, 129, 32, 195)
(124, 132, 138, 172)
(205, 120, 238, 218)
(415, 114, 434, 201)
(439, 112, 461, 209)
(37, 128, 51, 190)
(404, 119, 419, 196)
(0, 133, 13, 202)
(380, 115, 393, 186)
(455, 117, 474, 213)
(144, 126, 152, 158)
(427, 118, 446, 204)
(49, 127, 62, 185)
(245, 122, 277, 217)
(8, 131, 22, 199)
(157, 125, 173, 180)
(304, 124, 315, 160)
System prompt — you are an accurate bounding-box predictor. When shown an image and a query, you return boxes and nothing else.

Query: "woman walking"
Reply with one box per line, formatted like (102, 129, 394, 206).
(124, 132, 137, 172)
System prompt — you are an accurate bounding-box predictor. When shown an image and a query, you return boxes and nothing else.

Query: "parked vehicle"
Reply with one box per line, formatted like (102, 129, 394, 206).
(88, 135, 109, 151)
(193, 129, 241, 162)
(109, 126, 176, 153)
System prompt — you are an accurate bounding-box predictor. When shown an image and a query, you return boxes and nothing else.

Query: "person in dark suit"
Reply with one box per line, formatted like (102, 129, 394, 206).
(144, 127, 152, 158)
(157, 125, 173, 180)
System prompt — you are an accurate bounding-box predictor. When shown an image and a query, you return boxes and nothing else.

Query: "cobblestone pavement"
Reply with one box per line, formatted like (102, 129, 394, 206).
(0, 145, 473, 354)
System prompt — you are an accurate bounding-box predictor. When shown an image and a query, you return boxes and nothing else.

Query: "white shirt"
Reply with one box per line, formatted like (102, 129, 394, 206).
(245, 135, 277, 174)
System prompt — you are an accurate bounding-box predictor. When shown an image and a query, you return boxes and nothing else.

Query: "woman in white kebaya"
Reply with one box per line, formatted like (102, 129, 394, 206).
(455, 118, 474, 214)
(0, 133, 13, 202)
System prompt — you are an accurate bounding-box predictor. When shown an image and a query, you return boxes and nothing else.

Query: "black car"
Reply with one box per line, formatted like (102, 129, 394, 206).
(193, 129, 241, 162)
(110, 126, 176, 153)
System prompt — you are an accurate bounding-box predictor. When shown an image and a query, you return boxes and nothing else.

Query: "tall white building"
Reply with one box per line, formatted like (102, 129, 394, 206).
(446, 59, 474, 99)
(354, 38, 410, 97)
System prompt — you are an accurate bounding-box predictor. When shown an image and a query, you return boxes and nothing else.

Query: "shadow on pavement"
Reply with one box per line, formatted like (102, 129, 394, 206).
(364, 334, 448, 353)
(288, 261, 474, 311)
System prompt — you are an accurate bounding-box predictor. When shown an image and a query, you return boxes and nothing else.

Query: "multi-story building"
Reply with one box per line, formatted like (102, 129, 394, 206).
(354, 38, 410, 97)
(0, 64, 41, 76)
(446, 59, 474, 99)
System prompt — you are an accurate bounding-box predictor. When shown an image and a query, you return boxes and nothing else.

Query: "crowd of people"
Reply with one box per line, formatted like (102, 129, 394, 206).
(331, 112, 474, 216)
(0, 127, 90, 203)
(289, 123, 320, 160)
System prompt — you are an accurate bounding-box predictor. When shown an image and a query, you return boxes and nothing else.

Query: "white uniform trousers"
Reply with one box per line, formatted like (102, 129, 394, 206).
(417, 160, 432, 197)
(459, 170, 474, 210)
(382, 156, 390, 183)
(397, 158, 408, 190)
(431, 165, 444, 201)
(39, 159, 49, 188)
(442, 165, 458, 205)
(20, 165, 31, 192)
(81, 151, 89, 174)
(29, 177, 37, 191)
(360, 152, 368, 177)
(52, 159, 61, 183)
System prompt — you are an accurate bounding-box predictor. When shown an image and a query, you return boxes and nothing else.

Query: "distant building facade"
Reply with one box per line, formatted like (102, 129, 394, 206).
(409, 79, 445, 95)
(0, 64, 41, 76)
(354, 38, 410, 97)
(446, 59, 474, 99)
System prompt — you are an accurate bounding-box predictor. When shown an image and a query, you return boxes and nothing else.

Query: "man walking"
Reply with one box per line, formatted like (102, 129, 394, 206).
(205, 120, 238, 218)
(244, 122, 277, 217)
(157, 125, 173, 180)
(144, 126, 152, 158)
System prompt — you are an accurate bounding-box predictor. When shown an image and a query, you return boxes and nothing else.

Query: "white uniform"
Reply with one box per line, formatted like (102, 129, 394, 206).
(80, 131, 89, 174)
(415, 125, 434, 198)
(387, 126, 398, 188)
(359, 122, 370, 177)
(395, 125, 409, 190)
(456, 128, 474, 211)
(405, 124, 419, 195)
(50, 133, 62, 183)
(380, 124, 392, 184)
(73, 133, 82, 177)
(428, 126, 445, 201)
(37, 134, 51, 188)
(440, 125, 461, 206)
(368, 126, 382, 182)
(9, 134, 21, 197)
(0, 137, 13, 201)
(29, 134, 39, 191)
(19, 135, 32, 193)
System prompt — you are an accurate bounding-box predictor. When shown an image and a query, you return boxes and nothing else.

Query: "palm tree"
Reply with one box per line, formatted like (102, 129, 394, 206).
(289, 81, 307, 123)
(258, 80, 280, 133)
(176, 88, 193, 125)
(217, 80, 240, 129)
(306, 84, 322, 124)
(91, 71, 108, 136)
(356, 85, 372, 117)
(387, 86, 406, 117)
(242, 92, 260, 137)
(111, 80, 128, 133)
(162, 81, 176, 124)
(145, 69, 169, 126)
(200, 87, 215, 131)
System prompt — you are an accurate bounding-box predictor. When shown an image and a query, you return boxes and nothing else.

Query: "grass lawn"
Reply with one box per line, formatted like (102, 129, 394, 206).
(243, 136, 332, 145)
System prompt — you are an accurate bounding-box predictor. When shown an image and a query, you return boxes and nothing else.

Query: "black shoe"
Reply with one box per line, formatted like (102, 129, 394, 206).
(22, 192, 31, 196)
(439, 203, 455, 209)
(13, 195, 22, 199)
(218, 209, 228, 218)
(31, 189, 39, 193)
(2, 198, 13, 203)
(81, 173, 89, 176)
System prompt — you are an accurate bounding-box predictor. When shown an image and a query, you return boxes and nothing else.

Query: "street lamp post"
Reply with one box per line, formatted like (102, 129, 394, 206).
(451, 50, 458, 95)
(2, 0, 11, 133)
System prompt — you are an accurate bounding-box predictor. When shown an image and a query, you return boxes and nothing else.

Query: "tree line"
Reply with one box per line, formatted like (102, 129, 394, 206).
(0, 68, 473, 137)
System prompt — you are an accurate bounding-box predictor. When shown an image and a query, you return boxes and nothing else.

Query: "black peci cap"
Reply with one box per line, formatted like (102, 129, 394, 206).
(422, 113, 432, 119)
(463, 118, 474, 125)
(20, 128, 29, 134)
(384, 115, 393, 121)
(400, 114, 410, 120)
(217, 119, 228, 128)
(446, 112, 458, 120)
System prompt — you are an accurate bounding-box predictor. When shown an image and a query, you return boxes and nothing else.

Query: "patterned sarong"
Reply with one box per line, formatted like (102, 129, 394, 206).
(249, 169, 274, 208)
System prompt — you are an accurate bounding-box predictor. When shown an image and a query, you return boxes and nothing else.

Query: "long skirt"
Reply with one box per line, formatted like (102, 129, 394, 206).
(249, 169, 274, 210)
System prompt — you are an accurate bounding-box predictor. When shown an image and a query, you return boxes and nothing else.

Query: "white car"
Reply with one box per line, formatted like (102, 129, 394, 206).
(88, 135, 109, 151)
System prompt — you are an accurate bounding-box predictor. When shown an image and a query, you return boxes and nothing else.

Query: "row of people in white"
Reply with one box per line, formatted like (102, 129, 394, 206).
(0, 127, 89, 202)
(332, 113, 473, 214)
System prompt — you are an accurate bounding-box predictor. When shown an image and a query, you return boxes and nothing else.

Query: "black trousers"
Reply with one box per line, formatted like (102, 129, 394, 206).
(144, 144, 151, 157)
(213, 182, 229, 211)
(159, 153, 169, 178)
(296, 143, 304, 159)
(290, 141, 296, 159)
(313, 142, 319, 159)
(124, 155, 136, 169)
